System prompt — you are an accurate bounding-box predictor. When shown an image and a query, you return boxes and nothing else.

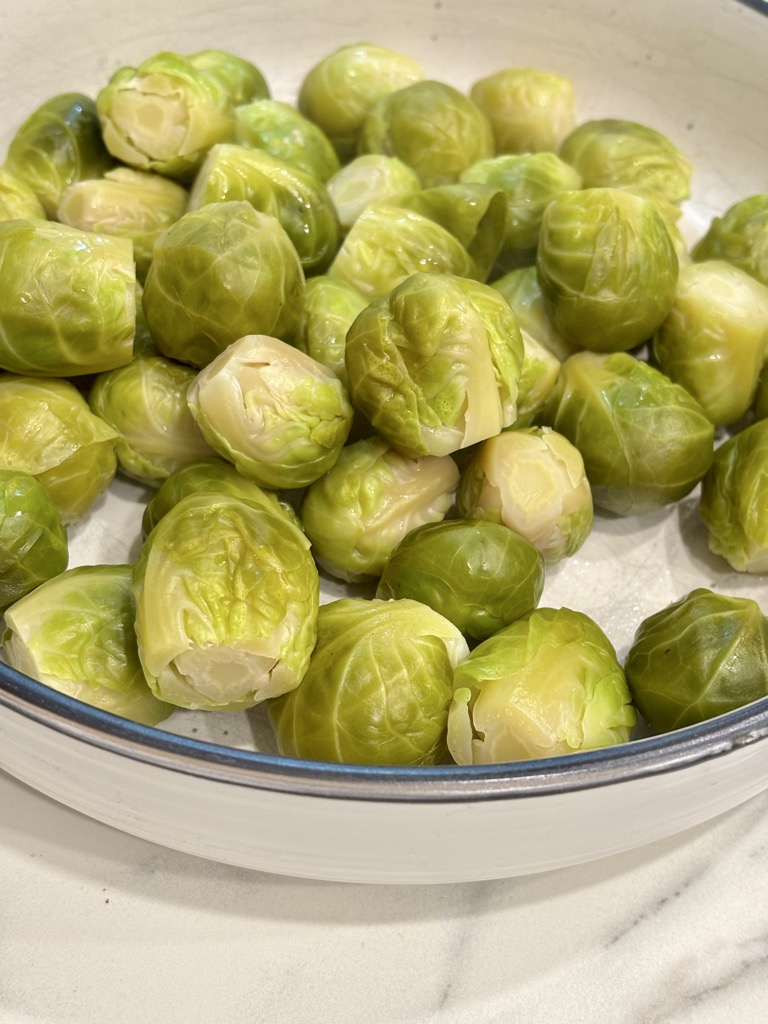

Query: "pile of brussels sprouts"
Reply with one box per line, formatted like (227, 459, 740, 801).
(1, 43, 768, 767)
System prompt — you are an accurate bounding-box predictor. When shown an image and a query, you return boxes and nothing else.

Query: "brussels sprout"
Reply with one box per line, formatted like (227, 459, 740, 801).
(234, 98, 340, 182)
(460, 152, 582, 271)
(699, 418, 768, 574)
(491, 265, 577, 362)
(142, 201, 305, 368)
(293, 275, 368, 387)
(376, 518, 545, 641)
(88, 353, 215, 487)
(558, 118, 693, 205)
(269, 597, 469, 765)
(536, 187, 679, 353)
(395, 182, 508, 282)
(0, 375, 118, 524)
(187, 48, 270, 106)
(299, 436, 460, 583)
(140, 457, 299, 539)
(510, 329, 562, 428)
(0, 218, 136, 377)
(57, 167, 188, 283)
(133, 492, 319, 710)
(469, 67, 577, 154)
(457, 426, 593, 564)
(187, 143, 340, 273)
(297, 42, 424, 161)
(345, 272, 523, 458)
(540, 351, 715, 515)
(328, 202, 480, 300)
(4, 92, 113, 217)
(0, 167, 46, 222)
(624, 588, 768, 731)
(359, 80, 494, 188)
(326, 154, 420, 231)
(692, 193, 768, 288)
(2, 564, 173, 727)
(96, 51, 238, 181)
(0, 469, 68, 610)
(447, 606, 636, 764)
(652, 260, 768, 426)
(187, 334, 353, 490)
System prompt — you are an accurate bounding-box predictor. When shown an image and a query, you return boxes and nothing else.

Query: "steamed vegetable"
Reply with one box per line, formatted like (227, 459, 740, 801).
(376, 518, 545, 641)
(469, 67, 577, 155)
(540, 351, 715, 515)
(0, 375, 118, 524)
(2, 564, 173, 726)
(299, 436, 459, 583)
(624, 589, 768, 731)
(269, 597, 469, 765)
(0, 218, 136, 377)
(447, 606, 636, 764)
(344, 271, 523, 457)
(456, 426, 593, 563)
(326, 154, 420, 231)
(691, 193, 768, 287)
(699, 418, 768, 574)
(0, 469, 68, 610)
(141, 200, 305, 368)
(186, 334, 353, 489)
(234, 98, 340, 182)
(133, 492, 319, 710)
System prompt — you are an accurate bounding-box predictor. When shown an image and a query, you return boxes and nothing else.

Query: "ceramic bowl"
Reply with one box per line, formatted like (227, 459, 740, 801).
(1, 0, 767, 884)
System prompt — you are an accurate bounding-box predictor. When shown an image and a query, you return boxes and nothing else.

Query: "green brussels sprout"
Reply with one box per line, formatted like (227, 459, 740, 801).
(456, 426, 593, 564)
(297, 42, 424, 161)
(132, 280, 158, 357)
(540, 351, 715, 515)
(460, 152, 582, 271)
(293, 275, 368, 387)
(187, 334, 353, 490)
(699, 418, 768, 574)
(326, 154, 420, 231)
(0, 469, 68, 610)
(140, 457, 300, 539)
(469, 67, 577, 154)
(88, 353, 215, 487)
(692, 193, 768, 288)
(0, 218, 136, 377)
(298, 436, 460, 583)
(491, 265, 577, 362)
(536, 187, 679, 353)
(57, 167, 188, 283)
(652, 260, 768, 426)
(558, 118, 693, 205)
(447, 606, 636, 764)
(269, 597, 470, 766)
(234, 98, 340, 182)
(345, 272, 523, 458)
(395, 182, 509, 282)
(141, 201, 305, 368)
(4, 92, 113, 217)
(133, 492, 319, 710)
(0, 167, 46, 222)
(624, 588, 768, 731)
(0, 375, 119, 524)
(187, 48, 270, 106)
(96, 51, 238, 181)
(187, 143, 340, 273)
(328, 202, 480, 300)
(376, 518, 545, 641)
(359, 80, 494, 188)
(2, 564, 173, 727)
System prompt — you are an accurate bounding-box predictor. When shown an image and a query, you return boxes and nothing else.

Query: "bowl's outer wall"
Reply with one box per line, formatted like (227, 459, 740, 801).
(1, 0, 768, 881)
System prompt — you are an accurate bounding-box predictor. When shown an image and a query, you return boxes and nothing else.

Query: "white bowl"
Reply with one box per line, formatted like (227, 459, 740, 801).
(1, 0, 767, 884)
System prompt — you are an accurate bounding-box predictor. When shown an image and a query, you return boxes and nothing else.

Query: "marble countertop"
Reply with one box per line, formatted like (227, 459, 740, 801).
(0, 770, 766, 1024)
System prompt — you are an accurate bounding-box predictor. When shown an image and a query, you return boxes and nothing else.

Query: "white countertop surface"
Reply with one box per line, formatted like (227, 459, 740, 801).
(1, 770, 766, 1024)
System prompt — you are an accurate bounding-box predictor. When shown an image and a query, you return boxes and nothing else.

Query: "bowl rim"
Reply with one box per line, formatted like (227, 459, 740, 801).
(2, 661, 768, 803)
